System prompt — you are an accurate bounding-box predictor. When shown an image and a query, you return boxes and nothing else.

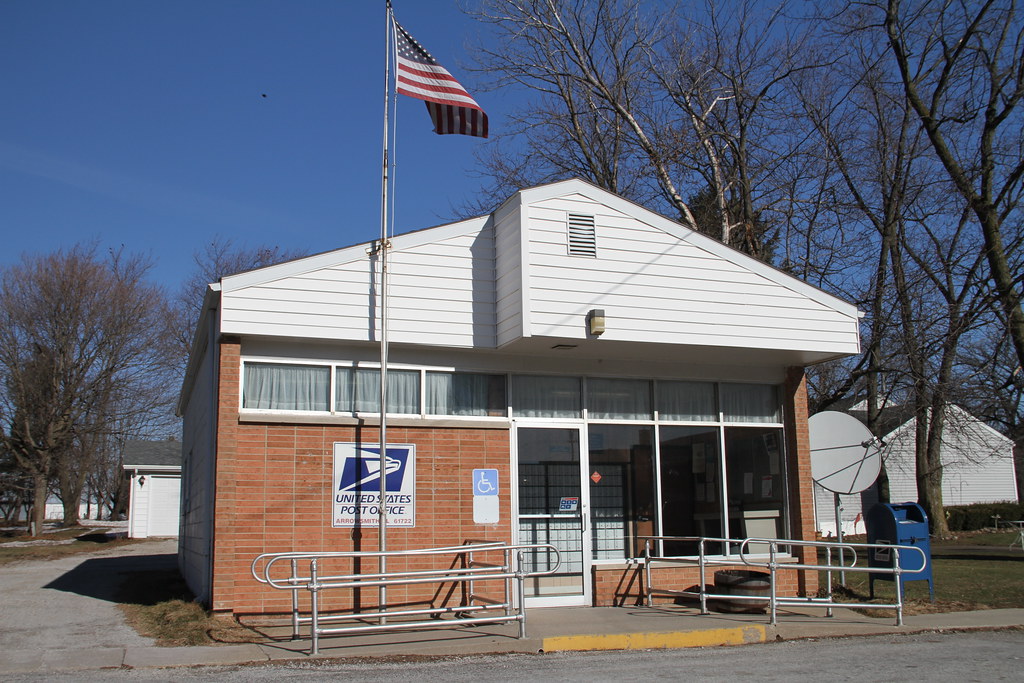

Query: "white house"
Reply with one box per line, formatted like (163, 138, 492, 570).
(123, 439, 183, 538)
(884, 405, 1018, 505)
(814, 405, 1018, 536)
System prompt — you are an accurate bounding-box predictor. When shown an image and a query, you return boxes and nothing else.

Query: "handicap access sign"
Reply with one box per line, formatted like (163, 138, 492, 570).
(472, 469, 499, 524)
(473, 469, 499, 496)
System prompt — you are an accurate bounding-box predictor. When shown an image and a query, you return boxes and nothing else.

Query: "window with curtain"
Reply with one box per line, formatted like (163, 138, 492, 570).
(587, 378, 651, 420)
(335, 367, 420, 414)
(426, 372, 507, 416)
(511, 375, 581, 418)
(720, 383, 780, 423)
(242, 362, 330, 411)
(656, 380, 717, 421)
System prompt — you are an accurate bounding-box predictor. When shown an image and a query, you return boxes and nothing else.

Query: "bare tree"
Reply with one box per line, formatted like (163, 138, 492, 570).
(172, 237, 309, 368)
(797, 7, 1001, 533)
(469, 0, 821, 262)
(881, 0, 1024, 377)
(0, 246, 174, 532)
(470, 0, 698, 224)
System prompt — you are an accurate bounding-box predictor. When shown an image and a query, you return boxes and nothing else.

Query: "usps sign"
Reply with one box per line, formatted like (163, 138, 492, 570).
(332, 442, 416, 527)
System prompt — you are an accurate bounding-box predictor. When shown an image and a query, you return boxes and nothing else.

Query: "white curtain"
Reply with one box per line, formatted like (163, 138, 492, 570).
(426, 372, 502, 416)
(243, 363, 329, 411)
(587, 378, 651, 420)
(657, 381, 716, 421)
(721, 383, 780, 423)
(336, 368, 420, 414)
(511, 375, 581, 418)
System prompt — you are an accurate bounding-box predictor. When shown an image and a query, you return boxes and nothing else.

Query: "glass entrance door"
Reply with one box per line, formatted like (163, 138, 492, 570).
(515, 425, 591, 606)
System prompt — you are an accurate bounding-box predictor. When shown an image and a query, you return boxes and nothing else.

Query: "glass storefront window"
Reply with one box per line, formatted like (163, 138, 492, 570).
(656, 380, 717, 421)
(724, 426, 786, 549)
(587, 378, 652, 420)
(721, 383, 781, 423)
(587, 425, 655, 559)
(242, 363, 330, 411)
(426, 372, 506, 416)
(511, 375, 582, 418)
(658, 425, 723, 555)
(335, 367, 420, 414)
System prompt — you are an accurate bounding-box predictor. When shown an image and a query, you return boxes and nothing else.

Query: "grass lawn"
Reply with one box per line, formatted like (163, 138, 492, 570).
(821, 530, 1024, 613)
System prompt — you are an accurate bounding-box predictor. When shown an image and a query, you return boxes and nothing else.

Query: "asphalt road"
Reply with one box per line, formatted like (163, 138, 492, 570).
(12, 629, 1024, 682)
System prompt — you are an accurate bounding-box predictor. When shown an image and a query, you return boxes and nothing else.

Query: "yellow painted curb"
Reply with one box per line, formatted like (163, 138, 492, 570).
(542, 625, 767, 652)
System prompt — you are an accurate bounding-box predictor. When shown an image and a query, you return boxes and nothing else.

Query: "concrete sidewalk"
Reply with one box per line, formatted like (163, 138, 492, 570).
(5, 604, 1024, 675)
(3, 536, 1022, 675)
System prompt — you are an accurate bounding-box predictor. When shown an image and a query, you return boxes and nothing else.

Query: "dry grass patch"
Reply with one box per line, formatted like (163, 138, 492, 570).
(116, 568, 262, 647)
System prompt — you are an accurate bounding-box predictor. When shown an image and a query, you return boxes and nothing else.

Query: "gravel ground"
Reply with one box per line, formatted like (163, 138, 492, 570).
(0, 535, 177, 653)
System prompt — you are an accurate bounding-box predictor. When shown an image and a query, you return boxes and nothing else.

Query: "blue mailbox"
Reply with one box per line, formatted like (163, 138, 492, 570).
(866, 502, 934, 601)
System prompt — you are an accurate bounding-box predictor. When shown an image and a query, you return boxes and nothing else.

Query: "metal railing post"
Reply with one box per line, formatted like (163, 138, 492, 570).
(290, 558, 300, 640)
(516, 549, 527, 639)
(504, 547, 512, 617)
(466, 546, 475, 609)
(698, 538, 708, 615)
(309, 558, 320, 656)
(894, 547, 905, 627)
(824, 546, 834, 618)
(768, 540, 778, 626)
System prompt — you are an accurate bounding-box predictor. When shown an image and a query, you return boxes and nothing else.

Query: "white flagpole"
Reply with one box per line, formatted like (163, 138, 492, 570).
(377, 0, 394, 617)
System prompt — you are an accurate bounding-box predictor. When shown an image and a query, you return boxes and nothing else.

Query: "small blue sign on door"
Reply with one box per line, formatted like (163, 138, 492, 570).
(473, 469, 499, 496)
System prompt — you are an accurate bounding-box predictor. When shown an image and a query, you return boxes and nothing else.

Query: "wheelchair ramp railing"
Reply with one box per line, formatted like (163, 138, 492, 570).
(251, 541, 560, 654)
(641, 536, 927, 626)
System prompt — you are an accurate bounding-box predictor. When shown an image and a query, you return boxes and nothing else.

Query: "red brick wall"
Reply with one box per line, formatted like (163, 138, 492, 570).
(784, 366, 818, 596)
(211, 339, 512, 615)
(210, 339, 819, 613)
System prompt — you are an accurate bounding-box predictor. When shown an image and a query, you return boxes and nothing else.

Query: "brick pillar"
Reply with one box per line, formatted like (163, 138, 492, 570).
(784, 366, 818, 596)
(211, 336, 241, 612)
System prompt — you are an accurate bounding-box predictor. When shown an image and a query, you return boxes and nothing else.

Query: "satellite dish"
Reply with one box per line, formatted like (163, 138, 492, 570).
(809, 411, 881, 495)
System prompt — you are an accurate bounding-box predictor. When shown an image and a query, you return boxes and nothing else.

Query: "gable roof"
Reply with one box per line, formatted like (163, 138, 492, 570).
(180, 178, 862, 404)
(218, 179, 859, 320)
(123, 440, 182, 469)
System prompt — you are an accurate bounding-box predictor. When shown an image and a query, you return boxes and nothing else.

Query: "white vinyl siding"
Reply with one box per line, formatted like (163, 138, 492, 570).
(222, 228, 496, 348)
(494, 197, 526, 346)
(179, 326, 218, 604)
(215, 179, 859, 359)
(522, 194, 859, 352)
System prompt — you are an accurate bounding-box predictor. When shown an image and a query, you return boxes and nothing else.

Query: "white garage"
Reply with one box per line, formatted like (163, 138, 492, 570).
(123, 440, 183, 538)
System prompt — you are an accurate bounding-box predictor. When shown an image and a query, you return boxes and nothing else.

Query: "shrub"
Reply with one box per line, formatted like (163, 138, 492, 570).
(945, 502, 1024, 531)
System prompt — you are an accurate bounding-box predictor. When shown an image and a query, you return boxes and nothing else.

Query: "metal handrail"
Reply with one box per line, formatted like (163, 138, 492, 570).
(252, 541, 560, 654)
(641, 535, 927, 626)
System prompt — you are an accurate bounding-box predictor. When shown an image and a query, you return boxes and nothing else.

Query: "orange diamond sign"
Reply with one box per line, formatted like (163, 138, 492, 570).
(591, 471, 602, 484)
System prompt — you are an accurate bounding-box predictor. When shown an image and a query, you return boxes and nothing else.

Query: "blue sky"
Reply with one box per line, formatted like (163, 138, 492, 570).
(0, 1, 507, 290)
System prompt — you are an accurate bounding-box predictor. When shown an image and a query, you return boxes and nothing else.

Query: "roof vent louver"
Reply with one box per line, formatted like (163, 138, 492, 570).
(567, 213, 597, 257)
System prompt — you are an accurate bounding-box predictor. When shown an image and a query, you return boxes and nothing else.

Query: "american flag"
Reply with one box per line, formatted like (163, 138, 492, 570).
(393, 19, 488, 138)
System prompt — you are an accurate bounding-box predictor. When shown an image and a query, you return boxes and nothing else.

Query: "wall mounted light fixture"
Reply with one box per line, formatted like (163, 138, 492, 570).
(138, 475, 146, 487)
(588, 309, 606, 336)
